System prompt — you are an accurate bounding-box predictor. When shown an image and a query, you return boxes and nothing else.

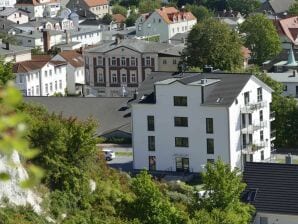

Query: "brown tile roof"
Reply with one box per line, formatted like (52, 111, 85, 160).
(112, 14, 126, 23)
(276, 16, 298, 44)
(83, 0, 108, 7)
(16, 0, 59, 6)
(13, 55, 66, 73)
(241, 46, 251, 59)
(58, 50, 84, 68)
(156, 7, 196, 24)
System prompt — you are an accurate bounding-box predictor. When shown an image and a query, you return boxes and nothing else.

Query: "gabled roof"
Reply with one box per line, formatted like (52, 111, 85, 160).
(269, 0, 295, 13)
(16, 0, 59, 6)
(0, 7, 27, 17)
(277, 16, 298, 44)
(83, 0, 108, 7)
(23, 97, 132, 136)
(58, 50, 84, 68)
(112, 14, 126, 23)
(156, 7, 196, 24)
(243, 162, 298, 215)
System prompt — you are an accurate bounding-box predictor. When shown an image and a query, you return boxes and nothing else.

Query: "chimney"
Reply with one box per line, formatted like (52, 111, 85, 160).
(203, 65, 213, 73)
(43, 30, 51, 52)
(286, 153, 293, 164)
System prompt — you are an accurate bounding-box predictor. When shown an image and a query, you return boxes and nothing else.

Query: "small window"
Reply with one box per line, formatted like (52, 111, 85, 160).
(207, 138, 214, 154)
(260, 217, 268, 224)
(121, 74, 127, 83)
(260, 110, 263, 122)
(175, 137, 189, 147)
(244, 92, 250, 105)
(174, 117, 188, 127)
(149, 156, 156, 171)
(148, 136, 155, 151)
(260, 130, 264, 141)
(145, 57, 151, 66)
(174, 96, 187, 106)
(131, 57, 136, 66)
(49, 83, 53, 91)
(59, 80, 62, 89)
(111, 57, 116, 66)
(283, 84, 287, 91)
(111, 73, 117, 83)
(257, 87, 263, 102)
(206, 118, 213, 134)
(163, 59, 167, 64)
(97, 73, 104, 83)
(130, 73, 137, 83)
(97, 56, 103, 65)
(121, 57, 126, 66)
(147, 115, 154, 131)
(261, 150, 264, 161)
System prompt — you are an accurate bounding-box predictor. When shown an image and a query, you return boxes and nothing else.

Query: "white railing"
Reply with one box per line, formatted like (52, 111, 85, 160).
(241, 101, 266, 113)
(241, 121, 267, 134)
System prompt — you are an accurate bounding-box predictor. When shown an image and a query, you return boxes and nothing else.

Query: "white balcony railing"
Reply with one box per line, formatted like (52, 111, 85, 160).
(241, 121, 267, 134)
(242, 141, 267, 154)
(241, 101, 266, 113)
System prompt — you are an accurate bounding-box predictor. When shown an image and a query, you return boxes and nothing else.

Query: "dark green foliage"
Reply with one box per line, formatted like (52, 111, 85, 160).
(112, 4, 128, 16)
(226, 0, 260, 15)
(138, 0, 161, 13)
(0, 60, 14, 85)
(240, 14, 281, 65)
(289, 0, 298, 15)
(102, 13, 113, 24)
(185, 4, 213, 21)
(125, 11, 138, 26)
(184, 18, 243, 71)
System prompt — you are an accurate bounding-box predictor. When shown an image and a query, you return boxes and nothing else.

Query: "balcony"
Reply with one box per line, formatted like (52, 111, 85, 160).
(242, 141, 267, 154)
(270, 111, 275, 121)
(241, 121, 267, 134)
(271, 130, 276, 141)
(241, 101, 266, 113)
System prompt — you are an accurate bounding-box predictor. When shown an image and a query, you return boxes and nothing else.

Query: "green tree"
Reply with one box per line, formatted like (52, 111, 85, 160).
(191, 160, 254, 224)
(185, 4, 213, 21)
(112, 4, 128, 17)
(289, 0, 298, 15)
(102, 13, 113, 24)
(0, 60, 14, 85)
(125, 171, 187, 224)
(184, 18, 243, 71)
(138, 0, 161, 13)
(126, 12, 138, 26)
(226, 0, 260, 15)
(240, 13, 281, 65)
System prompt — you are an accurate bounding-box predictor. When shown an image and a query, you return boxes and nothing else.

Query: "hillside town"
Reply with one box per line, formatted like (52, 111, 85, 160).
(0, 0, 298, 223)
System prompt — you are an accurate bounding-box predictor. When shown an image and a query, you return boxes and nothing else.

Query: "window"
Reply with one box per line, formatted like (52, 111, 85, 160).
(145, 57, 151, 66)
(260, 130, 264, 141)
(175, 137, 189, 147)
(59, 80, 62, 89)
(131, 57, 136, 66)
(50, 82, 53, 91)
(111, 73, 117, 83)
(174, 117, 188, 127)
(149, 156, 156, 171)
(31, 87, 34, 96)
(261, 151, 264, 160)
(130, 73, 137, 83)
(248, 114, 252, 125)
(260, 110, 263, 122)
(242, 134, 247, 148)
(19, 74, 24, 83)
(147, 115, 154, 131)
(296, 86, 298, 98)
(249, 154, 253, 162)
(260, 217, 268, 224)
(49, 70, 52, 76)
(45, 70, 47, 77)
(111, 57, 116, 66)
(207, 138, 214, 154)
(257, 87, 263, 102)
(121, 74, 127, 83)
(242, 114, 246, 128)
(97, 73, 104, 83)
(244, 92, 250, 105)
(36, 85, 39, 95)
(283, 84, 287, 91)
(249, 134, 253, 144)
(97, 56, 103, 65)
(174, 96, 187, 106)
(27, 89, 31, 96)
(176, 157, 189, 172)
(148, 136, 155, 151)
(121, 57, 126, 66)
(173, 59, 177, 64)
(163, 59, 167, 64)
(206, 118, 213, 134)
(55, 81, 57, 90)
(45, 84, 48, 93)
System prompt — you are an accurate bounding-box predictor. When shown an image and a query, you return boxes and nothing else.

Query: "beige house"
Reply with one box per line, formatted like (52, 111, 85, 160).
(67, 0, 109, 19)
(83, 38, 183, 97)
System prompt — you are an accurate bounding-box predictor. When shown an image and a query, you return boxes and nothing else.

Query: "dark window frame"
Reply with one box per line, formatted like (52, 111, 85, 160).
(207, 138, 214, 154)
(175, 137, 189, 147)
(206, 118, 214, 134)
(174, 96, 187, 106)
(148, 136, 155, 151)
(174, 117, 188, 127)
(147, 115, 154, 131)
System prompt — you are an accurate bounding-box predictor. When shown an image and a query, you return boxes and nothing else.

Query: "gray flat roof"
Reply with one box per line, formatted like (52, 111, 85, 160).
(268, 72, 298, 83)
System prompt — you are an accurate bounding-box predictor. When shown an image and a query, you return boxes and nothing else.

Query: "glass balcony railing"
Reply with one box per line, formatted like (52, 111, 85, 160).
(243, 141, 267, 154)
(241, 101, 266, 113)
(270, 111, 275, 121)
(241, 121, 267, 134)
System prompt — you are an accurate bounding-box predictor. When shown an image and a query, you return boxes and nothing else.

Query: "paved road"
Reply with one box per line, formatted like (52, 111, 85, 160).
(104, 146, 133, 172)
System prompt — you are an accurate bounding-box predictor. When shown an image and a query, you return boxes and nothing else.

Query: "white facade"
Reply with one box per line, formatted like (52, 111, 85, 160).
(255, 212, 298, 224)
(15, 62, 67, 96)
(132, 75, 273, 173)
(16, 0, 61, 18)
(0, 0, 16, 7)
(3, 9, 29, 24)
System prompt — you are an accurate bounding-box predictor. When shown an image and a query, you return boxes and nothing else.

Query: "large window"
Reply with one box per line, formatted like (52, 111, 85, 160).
(260, 110, 263, 122)
(174, 96, 187, 106)
(260, 130, 264, 141)
(111, 57, 116, 66)
(131, 57, 136, 66)
(257, 87, 263, 102)
(207, 138, 214, 154)
(97, 73, 104, 83)
(145, 56, 151, 66)
(175, 157, 189, 172)
(242, 114, 246, 128)
(148, 136, 155, 151)
(45, 84, 48, 94)
(111, 73, 117, 83)
(175, 137, 189, 147)
(97, 56, 103, 65)
(206, 118, 213, 133)
(121, 74, 127, 83)
(149, 156, 156, 171)
(147, 115, 154, 131)
(59, 80, 62, 89)
(174, 117, 188, 127)
(121, 57, 126, 66)
(130, 73, 137, 83)
(244, 92, 250, 105)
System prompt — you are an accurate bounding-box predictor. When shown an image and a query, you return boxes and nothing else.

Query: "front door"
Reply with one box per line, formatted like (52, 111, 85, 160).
(175, 157, 189, 172)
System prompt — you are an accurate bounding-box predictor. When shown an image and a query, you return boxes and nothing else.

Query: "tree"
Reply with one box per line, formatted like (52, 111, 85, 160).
(184, 18, 243, 71)
(240, 13, 281, 65)
(0, 60, 14, 85)
(102, 13, 113, 24)
(185, 4, 213, 21)
(226, 0, 260, 15)
(125, 171, 187, 224)
(138, 0, 161, 14)
(191, 160, 254, 224)
(126, 11, 138, 26)
(289, 0, 298, 15)
(112, 4, 128, 17)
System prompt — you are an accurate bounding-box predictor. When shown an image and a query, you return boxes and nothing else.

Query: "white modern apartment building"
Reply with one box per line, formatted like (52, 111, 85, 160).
(136, 7, 197, 43)
(13, 56, 67, 96)
(132, 72, 274, 173)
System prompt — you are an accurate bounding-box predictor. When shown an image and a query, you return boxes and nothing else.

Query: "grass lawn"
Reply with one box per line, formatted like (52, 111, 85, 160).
(115, 151, 133, 156)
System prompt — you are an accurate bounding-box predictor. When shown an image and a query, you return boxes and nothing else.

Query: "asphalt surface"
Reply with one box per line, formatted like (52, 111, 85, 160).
(104, 146, 133, 172)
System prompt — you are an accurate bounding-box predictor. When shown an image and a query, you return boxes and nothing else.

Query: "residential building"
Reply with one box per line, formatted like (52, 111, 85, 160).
(67, 0, 109, 19)
(268, 71, 298, 98)
(0, 0, 16, 7)
(259, 0, 295, 16)
(15, 0, 61, 18)
(83, 38, 183, 97)
(132, 72, 274, 173)
(243, 162, 298, 224)
(273, 16, 298, 48)
(0, 7, 29, 24)
(52, 50, 85, 95)
(136, 7, 197, 43)
(0, 40, 31, 62)
(111, 14, 126, 30)
(13, 55, 67, 96)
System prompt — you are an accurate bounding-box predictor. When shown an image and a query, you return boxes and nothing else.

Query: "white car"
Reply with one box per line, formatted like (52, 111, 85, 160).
(102, 149, 116, 161)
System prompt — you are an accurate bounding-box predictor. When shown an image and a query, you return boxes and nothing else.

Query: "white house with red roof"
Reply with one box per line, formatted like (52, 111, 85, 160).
(13, 55, 67, 96)
(136, 7, 197, 43)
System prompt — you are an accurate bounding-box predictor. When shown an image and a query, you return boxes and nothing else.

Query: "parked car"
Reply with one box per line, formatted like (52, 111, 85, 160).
(102, 149, 116, 161)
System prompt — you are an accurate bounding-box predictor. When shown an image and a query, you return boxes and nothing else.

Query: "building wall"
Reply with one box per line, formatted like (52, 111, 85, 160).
(7, 12, 29, 24)
(89, 4, 109, 18)
(255, 212, 298, 224)
(0, 0, 16, 7)
(282, 82, 298, 98)
(168, 19, 196, 40)
(71, 30, 102, 47)
(158, 56, 180, 72)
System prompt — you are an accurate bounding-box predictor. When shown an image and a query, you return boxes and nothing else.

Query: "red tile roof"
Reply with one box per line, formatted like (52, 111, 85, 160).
(83, 0, 108, 7)
(16, 0, 59, 6)
(276, 16, 298, 44)
(112, 13, 126, 23)
(58, 50, 84, 68)
(156, 7, 196, 24)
